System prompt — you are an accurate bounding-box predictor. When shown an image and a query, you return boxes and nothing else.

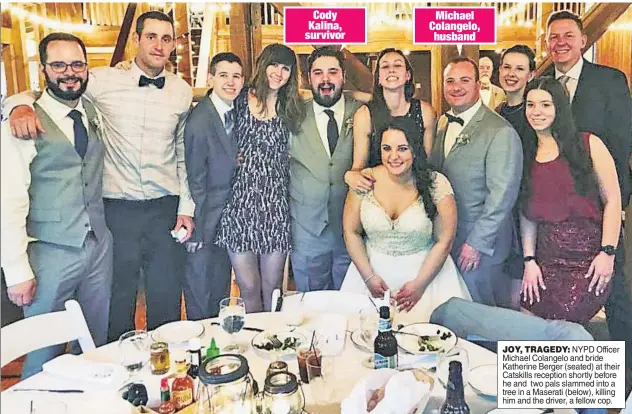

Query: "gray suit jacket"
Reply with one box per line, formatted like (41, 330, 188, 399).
(289, 96, 362, 237)
(184, 92, 237, 244)
(429, 104, 523, 264)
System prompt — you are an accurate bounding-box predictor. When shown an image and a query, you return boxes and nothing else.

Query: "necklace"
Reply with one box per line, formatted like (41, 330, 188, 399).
(502, 102, 525, 115)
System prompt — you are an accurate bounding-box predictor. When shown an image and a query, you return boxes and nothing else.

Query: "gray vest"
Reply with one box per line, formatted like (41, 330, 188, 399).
(289, 96, 362, 236)
(27, 98, 107, 248)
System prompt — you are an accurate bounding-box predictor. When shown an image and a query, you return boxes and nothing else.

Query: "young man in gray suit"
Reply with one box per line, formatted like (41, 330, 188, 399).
(429, 57, 523, 308)
(1, 33, 112, 378)
(289, 47, 362, 291)
(183, 53, 244, 319)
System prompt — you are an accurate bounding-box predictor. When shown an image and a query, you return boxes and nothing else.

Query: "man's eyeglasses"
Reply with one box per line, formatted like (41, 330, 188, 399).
(46, 61, 88, 73)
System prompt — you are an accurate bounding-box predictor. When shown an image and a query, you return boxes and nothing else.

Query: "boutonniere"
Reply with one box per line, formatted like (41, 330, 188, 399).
(344, 117, 354, 134)
(90, 112, 104, 134)
(454, 133, 470, 148)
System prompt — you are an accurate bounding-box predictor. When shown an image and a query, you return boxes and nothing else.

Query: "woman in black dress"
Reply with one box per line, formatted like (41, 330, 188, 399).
(345, 48, 436, 192)
(215, 44, 305, 312)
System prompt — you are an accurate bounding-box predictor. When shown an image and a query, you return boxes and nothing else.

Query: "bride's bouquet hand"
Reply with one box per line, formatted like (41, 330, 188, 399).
(393, 280, 423, 312)
(366, 275, 389, 298)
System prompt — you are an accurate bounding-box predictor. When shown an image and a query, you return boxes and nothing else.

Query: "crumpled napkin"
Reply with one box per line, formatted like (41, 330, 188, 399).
(42, 354, 128, 388)
(340, 369, 431, 414)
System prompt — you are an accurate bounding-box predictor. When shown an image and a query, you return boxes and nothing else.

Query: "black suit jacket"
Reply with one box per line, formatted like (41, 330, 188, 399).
(184, 91, 237, 244)
(545, 59, 632, 207)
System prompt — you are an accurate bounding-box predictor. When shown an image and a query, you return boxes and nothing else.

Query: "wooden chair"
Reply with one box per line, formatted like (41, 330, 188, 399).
(0, 300, 95, 367)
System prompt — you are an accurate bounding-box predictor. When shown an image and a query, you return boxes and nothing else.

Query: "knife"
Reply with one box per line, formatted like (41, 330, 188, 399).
(210, 322, 263, 332)
(13, 388, 84, 393)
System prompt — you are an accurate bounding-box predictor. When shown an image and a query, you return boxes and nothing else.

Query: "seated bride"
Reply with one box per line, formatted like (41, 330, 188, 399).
(340, 117, 471, 322)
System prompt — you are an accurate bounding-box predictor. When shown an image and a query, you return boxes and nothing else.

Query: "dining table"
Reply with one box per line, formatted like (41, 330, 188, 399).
(1, 291, 578, 414)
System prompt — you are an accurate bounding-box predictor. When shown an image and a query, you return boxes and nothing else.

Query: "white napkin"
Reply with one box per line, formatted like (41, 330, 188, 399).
(42, 354, 128, 388)
(340, 369, 431, 414)
(397, 352, 437, 370)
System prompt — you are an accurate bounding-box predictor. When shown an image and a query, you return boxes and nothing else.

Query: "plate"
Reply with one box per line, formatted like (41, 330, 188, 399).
(470, 364, 498, 397)
(396, 323, 457, 355)
(350, 329, 373, 353)
(151, 320, 205, 344)
(251, 331, 308, 361)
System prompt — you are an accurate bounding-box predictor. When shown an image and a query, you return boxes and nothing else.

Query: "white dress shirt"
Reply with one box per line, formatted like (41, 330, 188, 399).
(480, 87, 492, 106)
(0, 91, 88, 287)
(4, 60, 195, 216)
(555, 58, 583, 103)
(210, 90, 233, 128)
(444, 99, 483, 158)
(312, 97, 345, 158)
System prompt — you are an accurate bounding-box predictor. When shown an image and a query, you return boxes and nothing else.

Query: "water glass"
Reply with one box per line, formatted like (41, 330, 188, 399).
(297, 346, 321, 383)
(359, 307, 379, 346)
(437, 345, 470, 388)
(118, 330, 150, 379)
(219, 297, 246, 354)
(307, 356, 336, 404)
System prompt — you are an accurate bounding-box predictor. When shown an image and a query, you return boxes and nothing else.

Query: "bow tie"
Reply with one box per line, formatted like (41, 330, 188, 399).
(139, 75, 165, 89)
(481, 85, 491, 90)
(446, 113, 464, 126)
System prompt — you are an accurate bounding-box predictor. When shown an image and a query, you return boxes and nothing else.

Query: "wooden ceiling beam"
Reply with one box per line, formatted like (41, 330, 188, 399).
(110, 3, 137, 67)
(536, 3, 631, 74)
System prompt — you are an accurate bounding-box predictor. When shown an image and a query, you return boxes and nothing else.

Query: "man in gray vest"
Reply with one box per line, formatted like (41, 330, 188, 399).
(289, 47, 362, 291)
(0, 33, 112, 378)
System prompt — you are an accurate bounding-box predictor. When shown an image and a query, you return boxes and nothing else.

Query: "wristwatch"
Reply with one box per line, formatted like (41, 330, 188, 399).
(523, 256, 536, 263)
(599, 245, 616, 256)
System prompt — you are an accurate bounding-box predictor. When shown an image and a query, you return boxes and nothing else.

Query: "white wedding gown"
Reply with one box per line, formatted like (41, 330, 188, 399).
(340, 172, 472, 323)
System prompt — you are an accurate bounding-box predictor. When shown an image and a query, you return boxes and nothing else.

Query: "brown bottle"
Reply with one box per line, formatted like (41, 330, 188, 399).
(171, 353, 194, 410)
(156, 377, 176, 414)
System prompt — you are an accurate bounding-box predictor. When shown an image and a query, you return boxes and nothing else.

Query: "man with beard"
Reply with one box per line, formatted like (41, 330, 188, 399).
(478, 56, 506, 109)
(6, 11, 194, 342)
(289, 47, 362, 291)
(0, 33, 112, 378)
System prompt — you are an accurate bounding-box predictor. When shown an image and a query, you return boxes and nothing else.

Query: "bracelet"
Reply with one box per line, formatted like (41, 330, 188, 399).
(523, 256, 536, 263)
(363, 275, 376, 284)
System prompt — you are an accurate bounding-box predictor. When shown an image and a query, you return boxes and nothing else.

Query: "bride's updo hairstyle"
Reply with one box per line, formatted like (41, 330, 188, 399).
(379, 117, 437, 220)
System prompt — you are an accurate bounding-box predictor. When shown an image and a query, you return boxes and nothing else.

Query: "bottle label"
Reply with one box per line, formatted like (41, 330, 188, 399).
(378, 318, 391, 332)
(172, 389, 193, 409)
(374, 352, 397, 369)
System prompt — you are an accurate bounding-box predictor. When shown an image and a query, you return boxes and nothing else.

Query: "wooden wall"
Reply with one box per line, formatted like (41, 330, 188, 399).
(595, 6, 632, 86)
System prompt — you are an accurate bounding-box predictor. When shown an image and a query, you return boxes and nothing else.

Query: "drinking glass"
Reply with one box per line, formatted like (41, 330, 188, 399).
(437, 345, 470, 388)
(307, 355, 336, 405)
(219, 297, 246, 353)
(359, 307, 379, 347)
(118, 330, 150, 379)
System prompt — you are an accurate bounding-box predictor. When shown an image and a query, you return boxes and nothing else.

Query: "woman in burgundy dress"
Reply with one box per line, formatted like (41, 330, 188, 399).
(519, 77, 621, 323)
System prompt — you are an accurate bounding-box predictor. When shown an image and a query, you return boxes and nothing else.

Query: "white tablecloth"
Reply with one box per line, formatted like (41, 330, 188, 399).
(1, 301, 573, 414)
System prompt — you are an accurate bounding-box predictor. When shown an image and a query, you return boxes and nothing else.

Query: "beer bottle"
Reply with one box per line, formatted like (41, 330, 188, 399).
(440, 361, 470, 414)
(373, 306, 398, 369)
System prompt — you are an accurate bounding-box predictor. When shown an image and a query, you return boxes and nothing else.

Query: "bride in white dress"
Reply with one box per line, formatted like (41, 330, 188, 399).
(341, 117, 471, 322)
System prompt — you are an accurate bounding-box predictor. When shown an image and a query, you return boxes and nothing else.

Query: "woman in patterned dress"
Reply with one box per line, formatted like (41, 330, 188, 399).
(215, 44, 305, 312)
(345, 48, 437, 193)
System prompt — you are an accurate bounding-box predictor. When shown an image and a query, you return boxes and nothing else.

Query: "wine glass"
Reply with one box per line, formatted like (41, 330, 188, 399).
(359, 307, 379, 347)
(118, 330, 150, 380)
(437, 345, 470, 388)
(219, 297, 246, 354)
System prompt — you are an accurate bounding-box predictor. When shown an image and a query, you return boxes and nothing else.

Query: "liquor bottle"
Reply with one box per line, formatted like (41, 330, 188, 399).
(373, 306, 398, 369)
(187, 337, 202, 379)
(440, 361, 470, 414)
(171, 351, 195, 410)
(156, 377, 176, 414)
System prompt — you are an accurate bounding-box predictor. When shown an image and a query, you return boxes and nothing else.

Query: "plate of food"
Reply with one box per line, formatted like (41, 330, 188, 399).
(251, 331, 307, 360)
(151, 320, 205, 345)
(395, 323, 457, 355)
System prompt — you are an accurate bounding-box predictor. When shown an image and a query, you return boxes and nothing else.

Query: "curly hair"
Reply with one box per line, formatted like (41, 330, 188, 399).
(379, 116, 437, 220)
(520, 76, 597, 205)
(250, 43, 305, 134)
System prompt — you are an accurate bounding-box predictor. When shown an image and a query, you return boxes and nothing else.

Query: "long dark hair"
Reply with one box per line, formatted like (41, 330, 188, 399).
(379, 117, 437, 220)
(369, 48, 415, 139)
(250, 43, 305, 134)
(520, 76, 596, 204)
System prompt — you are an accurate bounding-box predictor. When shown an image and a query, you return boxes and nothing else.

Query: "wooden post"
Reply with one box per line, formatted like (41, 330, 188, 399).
(110, 3, 137, 67)
(194, 4, 215, 88)
(230, 3, 252, 78)
(250, 3, 263, 66)
(430, 45, 479, 114)
(8, 11, 30, 93)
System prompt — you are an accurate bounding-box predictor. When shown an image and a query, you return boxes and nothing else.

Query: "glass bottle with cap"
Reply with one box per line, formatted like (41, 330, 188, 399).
(260, 372, 304, 414)
(195, 354, 257, 414)
(172, 349, 195, 410)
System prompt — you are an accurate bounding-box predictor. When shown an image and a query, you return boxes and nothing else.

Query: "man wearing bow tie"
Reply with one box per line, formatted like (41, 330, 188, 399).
(6, 11, 194, 341)
(478, 56, 506, 109)
(429, 57, 523, 308)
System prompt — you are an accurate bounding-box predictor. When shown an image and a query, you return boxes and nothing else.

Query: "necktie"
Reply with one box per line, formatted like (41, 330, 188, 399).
(324, 109, 339, 156)
(139, 75, 165, 89)
(68, 109, 88, 158)
(224, 109, 234, 138)
(446, 113, 464, 126)
(557, 75, 571, 99)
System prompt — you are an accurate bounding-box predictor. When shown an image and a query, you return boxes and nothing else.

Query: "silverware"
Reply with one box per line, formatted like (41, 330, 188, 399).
(210, 322, 263, 332)
(13, 388, 84, 393)
(299, 291, 306, 304)
(393, 331, 441, 341)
